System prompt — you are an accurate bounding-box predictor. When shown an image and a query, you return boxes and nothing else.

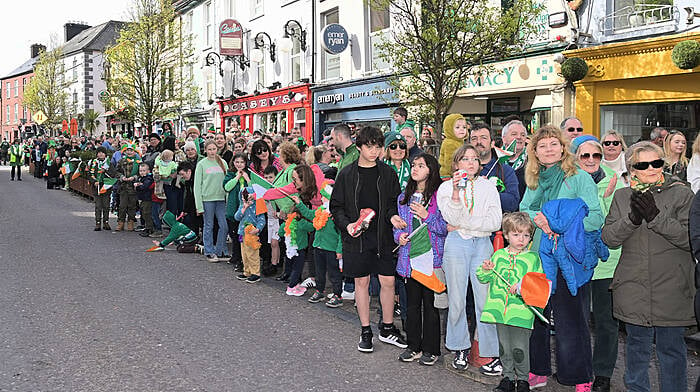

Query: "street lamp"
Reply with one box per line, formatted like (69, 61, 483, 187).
(250, 32, 276, 63)
(279, 20, 307, 53)
(205, 51, 249, 75)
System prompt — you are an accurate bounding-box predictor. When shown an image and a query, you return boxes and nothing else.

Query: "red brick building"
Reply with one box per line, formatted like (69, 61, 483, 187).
(0, 44, 44, 142)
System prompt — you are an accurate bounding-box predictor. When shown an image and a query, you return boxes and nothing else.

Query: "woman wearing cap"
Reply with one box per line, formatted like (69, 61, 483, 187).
(572, 135, 624, 392)
(519, 126, 603, 391)
(384, 131, 411, 191)
(600, 129, 629, 186)
(601, 141, 694, 392)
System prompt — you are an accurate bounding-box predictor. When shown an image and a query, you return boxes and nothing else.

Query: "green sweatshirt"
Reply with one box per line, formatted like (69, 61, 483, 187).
(477, 248, 544, 329)
(194, 158, 227, 213)
(295, 202, 342, 253)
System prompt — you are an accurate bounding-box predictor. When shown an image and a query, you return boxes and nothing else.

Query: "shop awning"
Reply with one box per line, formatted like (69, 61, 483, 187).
(531, 94, 552, 110)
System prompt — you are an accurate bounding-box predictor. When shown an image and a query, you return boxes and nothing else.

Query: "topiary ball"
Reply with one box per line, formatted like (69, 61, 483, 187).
(561, 57, 589, 82)
(671, 40, 700, 70)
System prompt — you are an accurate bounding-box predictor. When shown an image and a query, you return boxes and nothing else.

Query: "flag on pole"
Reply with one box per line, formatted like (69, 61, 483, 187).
(99, 177, 117, 194)
(408, 223, 446, 293)
(519, 272, 552, 309)
(495, 139, 517, 164)
(249, 171, 273, 215)
(71, 161, 83, 180)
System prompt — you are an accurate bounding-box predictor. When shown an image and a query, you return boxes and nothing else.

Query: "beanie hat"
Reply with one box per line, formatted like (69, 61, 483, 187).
(570, 135, 599, 154)
(186, 126, 200, 137)
(183, 141, 197, 151)
(384, 131, 405, 148)
(148, 132, 161, 141)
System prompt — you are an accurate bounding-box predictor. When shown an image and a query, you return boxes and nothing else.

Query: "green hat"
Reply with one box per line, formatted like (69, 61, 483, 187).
(384, 131, 405, 148)
(48, 140, 57, 148)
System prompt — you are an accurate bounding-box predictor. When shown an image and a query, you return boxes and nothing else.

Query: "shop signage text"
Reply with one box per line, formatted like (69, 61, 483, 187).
(456, 54, 563, 95)
(321, 23, 349, 55)
(316, 87, 395, 105)
(224, 94, 293, 113)
(462, 67, 516, 89)
(220, 19, 243, 56)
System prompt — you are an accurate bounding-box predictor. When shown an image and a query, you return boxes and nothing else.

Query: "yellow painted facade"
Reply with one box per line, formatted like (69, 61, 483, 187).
(564, 32, 700, 137)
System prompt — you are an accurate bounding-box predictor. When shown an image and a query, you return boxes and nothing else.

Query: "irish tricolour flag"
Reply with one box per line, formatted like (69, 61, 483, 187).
(495, 139, 517, 164)
(409, 222, 446, 293)
(99, 177, 117, 194)
(249, 171, 273, 215)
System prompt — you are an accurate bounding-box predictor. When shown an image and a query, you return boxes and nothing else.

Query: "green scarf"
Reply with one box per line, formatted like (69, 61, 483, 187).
(385, 159, 411, 191)
(538, 163, 566, 208)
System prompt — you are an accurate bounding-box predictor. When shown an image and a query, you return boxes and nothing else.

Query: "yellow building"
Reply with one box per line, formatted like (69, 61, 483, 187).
(564, 32, 700, 143)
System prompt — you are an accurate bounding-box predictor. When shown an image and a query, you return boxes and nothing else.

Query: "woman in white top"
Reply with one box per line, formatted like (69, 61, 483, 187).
(601, 129, 629, 186)
(686, 133, 700, 193)
(436, 144, 502, 371)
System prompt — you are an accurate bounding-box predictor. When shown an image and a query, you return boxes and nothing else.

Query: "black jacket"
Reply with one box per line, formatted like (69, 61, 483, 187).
(330, 159, 400, 257)
(135, 174, 154, 201)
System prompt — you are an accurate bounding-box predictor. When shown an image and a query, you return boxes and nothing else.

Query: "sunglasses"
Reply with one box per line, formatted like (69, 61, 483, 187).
(566, 127, 583, 133)
(388, 143, 407, 150)
(632, 159, 664, 171)
(254, 148, 268, 155)
(602, 140, 620, 147)
(205, 136, 215, 139)
(579, 152, 602, 160)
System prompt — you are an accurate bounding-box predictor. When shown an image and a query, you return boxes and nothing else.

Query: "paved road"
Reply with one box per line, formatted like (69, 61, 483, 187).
(0, 167, 489, 391)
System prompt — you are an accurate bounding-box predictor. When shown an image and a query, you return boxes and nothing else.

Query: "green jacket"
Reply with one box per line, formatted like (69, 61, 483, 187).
(116, 156, 141, 194)
(592, 165, 625, 280)
(336, 144, 359, 176)
(223, 171, 247, 219)
(477, 249, 544, 329)
(159, 211, 196, 246)
(296, 202, 342, 253)
(278, 201, 316, 250)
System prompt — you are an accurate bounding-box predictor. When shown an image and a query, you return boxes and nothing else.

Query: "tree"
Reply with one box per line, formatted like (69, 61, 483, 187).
(24, 44, 71, 132)
(104, 0, 198, 133)
(82, 109, 101, 135)
(369, 0, 543, 138)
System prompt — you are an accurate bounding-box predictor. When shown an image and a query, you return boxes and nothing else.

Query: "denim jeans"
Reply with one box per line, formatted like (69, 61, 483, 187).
(152, 201, 162, 230)
(625, 324, 687, 392)
(442, 233, 498, 356)
(202, 200, 228, 256)
(591, 278, 618, 378)
(530, 271, 592, 385)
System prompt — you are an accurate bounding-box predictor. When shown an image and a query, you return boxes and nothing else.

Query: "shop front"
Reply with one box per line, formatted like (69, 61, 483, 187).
(451, 53, 568, 133)
(313, 76, 399, 143)
(219, 84, 313, 142)
(565, 32, 700, 144)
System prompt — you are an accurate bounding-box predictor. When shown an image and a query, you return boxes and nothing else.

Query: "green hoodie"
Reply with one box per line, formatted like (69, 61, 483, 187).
(295, 202, 342, 253)
(159, 211, 197, 246)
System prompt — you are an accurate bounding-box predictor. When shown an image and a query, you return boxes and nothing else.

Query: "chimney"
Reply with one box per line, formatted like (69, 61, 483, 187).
(31, 44, 46, 58)
(64, 22, 91, 42)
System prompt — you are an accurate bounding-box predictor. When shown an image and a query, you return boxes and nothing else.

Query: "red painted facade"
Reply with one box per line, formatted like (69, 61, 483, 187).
(0, 72, 34, 142)
(219, 84, 313, 142)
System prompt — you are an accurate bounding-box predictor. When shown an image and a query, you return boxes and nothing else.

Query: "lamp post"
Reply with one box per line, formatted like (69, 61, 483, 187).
(250, 32, 276, 63)
(279, 20, 307, 53)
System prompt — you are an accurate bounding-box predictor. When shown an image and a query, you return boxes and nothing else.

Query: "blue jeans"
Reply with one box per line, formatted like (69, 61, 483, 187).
(152, 201, 162, 230)
(625, 324, 687, 392)
(202, 200, 228, 256)
(442, 233, 498, 356)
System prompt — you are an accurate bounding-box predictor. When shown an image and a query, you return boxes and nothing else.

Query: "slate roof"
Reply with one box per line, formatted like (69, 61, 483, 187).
(61, 20, 127, 56)
(2, 56, 39, 79)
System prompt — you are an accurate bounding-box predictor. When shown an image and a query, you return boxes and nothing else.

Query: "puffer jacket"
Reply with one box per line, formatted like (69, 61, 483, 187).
(393, 192, 447, 278)
(601, 175, 695, 327)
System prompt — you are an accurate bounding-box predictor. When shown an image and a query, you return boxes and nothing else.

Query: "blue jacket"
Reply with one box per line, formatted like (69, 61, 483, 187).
(480, 155, 520, 212)
(135, 174, 154, 201)
(393, 192, 448, 278)
(233, 186, 266, 235)
(540, 198, 609, 295)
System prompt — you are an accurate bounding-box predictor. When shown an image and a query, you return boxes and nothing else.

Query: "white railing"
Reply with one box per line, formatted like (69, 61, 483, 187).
(598, 3, 677, 34)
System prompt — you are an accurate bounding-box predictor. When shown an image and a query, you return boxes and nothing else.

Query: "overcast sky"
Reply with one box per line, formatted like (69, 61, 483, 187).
(0, 1, 131, 76)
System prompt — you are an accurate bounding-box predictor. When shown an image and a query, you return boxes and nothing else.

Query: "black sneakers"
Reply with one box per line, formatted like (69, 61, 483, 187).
(358, 329, 373, 353)
(378, 323, 408, 349)
(592, 376, 610, 392)
(494, 377, 515, 392)
(246, 274, 260, 283)
(398, 349, 421, 362)
(452, 349, 469, 371)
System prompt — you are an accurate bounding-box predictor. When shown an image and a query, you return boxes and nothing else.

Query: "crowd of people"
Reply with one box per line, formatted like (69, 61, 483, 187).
(3, 108, 700, 392)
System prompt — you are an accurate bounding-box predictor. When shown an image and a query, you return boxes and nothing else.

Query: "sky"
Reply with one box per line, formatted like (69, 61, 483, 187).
(0, 1, 132, 76)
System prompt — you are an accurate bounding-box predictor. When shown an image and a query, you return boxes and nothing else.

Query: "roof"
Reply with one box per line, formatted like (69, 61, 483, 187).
(2, 56, 39, 80)
(61, 20, 127, 56)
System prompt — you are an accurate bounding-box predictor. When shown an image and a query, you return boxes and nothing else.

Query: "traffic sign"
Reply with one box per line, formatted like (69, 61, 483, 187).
(33, 110, 47, 125)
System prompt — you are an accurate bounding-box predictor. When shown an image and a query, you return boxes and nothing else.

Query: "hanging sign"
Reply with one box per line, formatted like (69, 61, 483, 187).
(321, 23, 349, 55)
(220, 19, 243, 56)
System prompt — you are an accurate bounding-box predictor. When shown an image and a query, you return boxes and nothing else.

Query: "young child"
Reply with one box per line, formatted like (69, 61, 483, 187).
(154, 149, 177, 202)
(46, 155, 62, 189)
(177, 161, 200, 236)
(89, 147, 115, 231)
(263, 165, 281, 274)
(234, 187, 266, 283)
(151, 211, 199, 251)
(116, 142, 141, 231)
(477, 212, 543, 392)
(284, 165, 317, 296)
(224, 153, 251, 267)
(134, 163, 155, 237)
(438, 114, 469, 178)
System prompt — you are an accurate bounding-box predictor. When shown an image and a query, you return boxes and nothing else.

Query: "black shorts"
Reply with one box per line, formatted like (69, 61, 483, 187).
(343, 249, 396, 278)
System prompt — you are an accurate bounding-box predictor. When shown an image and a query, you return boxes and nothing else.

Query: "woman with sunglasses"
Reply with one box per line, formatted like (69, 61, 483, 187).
(662, 130, 688, 181)
(572, 135, 624, 392)
(249, 139, 282, 177)
(601, 141, 694, 392)
(384, 131, 411, 191)
(519, 126, 603, 391)
(601, 129, 629, 186)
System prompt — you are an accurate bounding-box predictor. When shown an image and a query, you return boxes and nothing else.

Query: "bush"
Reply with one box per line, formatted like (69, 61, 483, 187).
(671, 40, 700, 70)
(561, 57, 589, 82)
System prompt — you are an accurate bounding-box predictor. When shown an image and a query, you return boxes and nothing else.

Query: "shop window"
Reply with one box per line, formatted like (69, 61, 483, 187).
(321, 9, 340, 80)
(368, 4, 390, 71)
(600, 101, 700, 147)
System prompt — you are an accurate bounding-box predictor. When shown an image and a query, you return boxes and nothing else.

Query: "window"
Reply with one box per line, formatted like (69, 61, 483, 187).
(205, 71, 213, 101)
(321, 9, 340, 80)
(5, 105, 9, 124)
(14, 80, 18, 97)
(290, 25, 302, 82)
(368, 5, 390, 71)
(22, 78, 26, 92)
(228, 0, 236, 17)
(23, 106, 27, 121)
(600, 101, 700, 145)
(73, 91, 78, 106)
(257, 59, 265, 87)
(5, 82, 8, 98)
(251, 0, 264, 18)
(14, 103, 18, 122)
(204, 2, 213, 48)
(73, 58, 78, 79)
(185, 11, 193, 33)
